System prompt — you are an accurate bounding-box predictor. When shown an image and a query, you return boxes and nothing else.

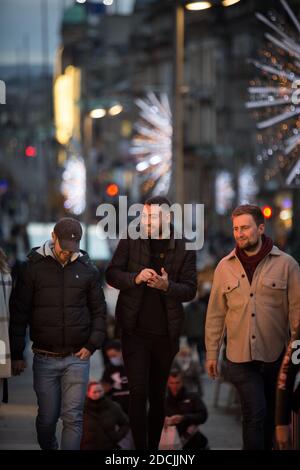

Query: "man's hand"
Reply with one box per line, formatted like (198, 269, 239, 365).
(206, 359, 219, 378)
(276, 425, 291, 450)
(165, 415, 184, 426)
(135, 268, 157, 285)
(75, 348, 91, 360)
(170, 414, 184, 425)
(11, 360, 27, 376)
(164, 417, 171, 429)
(147, 267, 169, 292)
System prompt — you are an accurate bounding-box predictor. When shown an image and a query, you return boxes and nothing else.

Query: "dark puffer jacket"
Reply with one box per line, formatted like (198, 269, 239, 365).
(165, 386, 208, 436)
(81, 396, 129, 450)
(105, 235, 197, 343)
(9, 248, 106, 359)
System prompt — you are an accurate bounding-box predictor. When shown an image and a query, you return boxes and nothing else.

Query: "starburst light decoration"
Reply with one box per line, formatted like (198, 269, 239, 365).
(61, 155, 86, 215)
(130, 92, 172, 195)
(246, 0, 300, 185)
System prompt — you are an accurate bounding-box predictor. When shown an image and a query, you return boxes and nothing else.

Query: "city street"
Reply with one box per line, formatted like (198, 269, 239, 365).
(3, 0, 299, 452)
(0, 345, 242, 450)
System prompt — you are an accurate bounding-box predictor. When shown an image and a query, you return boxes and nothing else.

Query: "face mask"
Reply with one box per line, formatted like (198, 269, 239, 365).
(110, 356, 123, 367)
(177, 356, 192, 370)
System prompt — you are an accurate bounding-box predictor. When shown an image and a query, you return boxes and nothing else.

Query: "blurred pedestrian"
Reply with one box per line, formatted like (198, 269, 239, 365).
(172, 345, 203, 396)
(205, 204, 300, 449)
(106, 196, 197, 450)
(80, 381, 130, 450)
(9, 218, 106, 450)
(0, 248, 12, 403)
(102, 340, 129, 415)
(183, 282, 211, 370)
(164, 370, 208, 450)
(275, 321, 300, 450)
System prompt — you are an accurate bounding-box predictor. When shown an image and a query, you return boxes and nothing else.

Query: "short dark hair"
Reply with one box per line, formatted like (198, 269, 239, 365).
(144, 195, 171, 207)
(169, 369, 182, 379)
(231, 204, 265, 227)
(87, 381, 100, 392)
(104, 340, 121, 352)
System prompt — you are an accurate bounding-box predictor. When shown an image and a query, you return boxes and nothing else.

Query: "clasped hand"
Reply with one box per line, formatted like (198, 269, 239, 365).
(135, 267, 169, 292)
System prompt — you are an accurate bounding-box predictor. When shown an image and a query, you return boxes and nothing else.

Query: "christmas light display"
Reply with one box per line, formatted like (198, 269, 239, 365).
(246, 0, 300, 186)
(61, 156, 86, 215)
(130, 92, 172, 195)
(238, 165, 259, 204)
(215, 171, 235, 215)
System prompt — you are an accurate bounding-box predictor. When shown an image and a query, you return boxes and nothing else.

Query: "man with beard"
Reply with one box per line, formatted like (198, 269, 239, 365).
(10, 218, 106, 450)
(205, 204, 300, 450)
(106, 196, 197, 450)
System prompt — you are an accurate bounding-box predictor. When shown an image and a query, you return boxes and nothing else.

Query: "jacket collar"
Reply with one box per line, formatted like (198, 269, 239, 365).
(139, 224, 177, 251)
(28, 243, 90, 265)
(225, 245, 281, 260)
(36, 240, 81, 264)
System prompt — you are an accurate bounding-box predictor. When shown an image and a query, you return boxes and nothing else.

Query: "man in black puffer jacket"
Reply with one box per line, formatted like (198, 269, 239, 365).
(9, 218, 106, 450)
(164, 370, 208, 450)
(106, 196, 197, 450)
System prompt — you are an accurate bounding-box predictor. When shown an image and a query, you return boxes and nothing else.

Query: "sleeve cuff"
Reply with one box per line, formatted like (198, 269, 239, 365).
(163, 280, 173, 295)
(11, 352, 24, 361)
(206, 350, 219, 361)
(84, 343, 96, 354)
(131, 273, 139, 287)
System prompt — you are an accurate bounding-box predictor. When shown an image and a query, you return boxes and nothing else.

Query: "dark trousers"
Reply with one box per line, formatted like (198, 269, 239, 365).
(226, 353, 283, 450)
(121, 332, 177, 450)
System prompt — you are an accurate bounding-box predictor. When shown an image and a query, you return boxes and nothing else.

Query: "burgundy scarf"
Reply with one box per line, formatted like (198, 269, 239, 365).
(236, 234, 273, 284)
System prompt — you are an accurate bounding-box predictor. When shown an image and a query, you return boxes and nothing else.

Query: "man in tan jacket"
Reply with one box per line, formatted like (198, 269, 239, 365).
(205, 204, 300, 450)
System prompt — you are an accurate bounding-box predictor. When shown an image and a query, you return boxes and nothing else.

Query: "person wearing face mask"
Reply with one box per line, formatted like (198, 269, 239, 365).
(102, 340, 130, 415)
(80, 381, 130, 450)
(172, 346, 203, 396)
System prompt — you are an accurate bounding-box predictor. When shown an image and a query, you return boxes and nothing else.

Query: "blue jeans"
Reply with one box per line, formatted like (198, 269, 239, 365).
(226, 354, 283, 450)
(33, 354, 90, 450)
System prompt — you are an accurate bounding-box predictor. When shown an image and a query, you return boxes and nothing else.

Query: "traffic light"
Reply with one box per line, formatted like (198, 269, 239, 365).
(25, 146, 37, 158)
(262, 206, 272, 219)
(106, 183, 119, 197)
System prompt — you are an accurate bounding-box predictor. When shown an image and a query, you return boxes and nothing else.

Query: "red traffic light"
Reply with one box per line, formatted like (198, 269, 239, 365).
(262, 206, 272, 219)
(106, 183, 119, 197)
(25, 146, 37, 157)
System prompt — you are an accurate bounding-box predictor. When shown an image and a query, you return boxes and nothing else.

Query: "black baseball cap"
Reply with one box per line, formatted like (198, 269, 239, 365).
(53, 218, 82, 252)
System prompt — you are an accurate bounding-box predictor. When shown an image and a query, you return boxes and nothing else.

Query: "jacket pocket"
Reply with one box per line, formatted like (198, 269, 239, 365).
(222, 278, 244, 310)
(261, 277, 287, 306)
(262, 278, 287, 290)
